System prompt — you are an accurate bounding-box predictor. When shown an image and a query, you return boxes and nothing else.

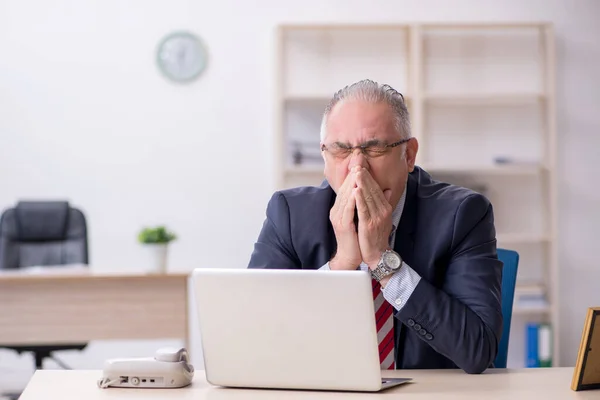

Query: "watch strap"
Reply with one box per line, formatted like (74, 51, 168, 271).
(370, 265, 391, 282)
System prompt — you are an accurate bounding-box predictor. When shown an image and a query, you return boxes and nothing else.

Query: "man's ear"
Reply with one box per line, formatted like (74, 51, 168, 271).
(406, 137, 419, 172)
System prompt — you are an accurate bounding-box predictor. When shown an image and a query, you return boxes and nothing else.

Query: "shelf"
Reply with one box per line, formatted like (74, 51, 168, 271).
(424, 93, 545, 105)
(513, 305, 552, 316)
(284, 94, 412, 104)
(284, 95, 333, 103)
(285, 164, 546, 177)
(285, 165, 324, 175)
(422, 25, 543, 96)
(276, 22, 558, 364)
(512, 283, 550, 316)
(281, 26, 409, 99)
(280, 23, 411, 31)
(421, 22, 551, 30)
(497, 234, 551, 245)
(515, 283, 545, 294)
(422, 163, 546, 176)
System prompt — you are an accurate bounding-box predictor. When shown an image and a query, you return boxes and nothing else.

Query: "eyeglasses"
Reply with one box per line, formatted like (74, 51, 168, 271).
(320, 138, 411, 160)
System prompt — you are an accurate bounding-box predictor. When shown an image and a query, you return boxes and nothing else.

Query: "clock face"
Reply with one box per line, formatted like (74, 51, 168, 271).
(156, 31, 207, 83)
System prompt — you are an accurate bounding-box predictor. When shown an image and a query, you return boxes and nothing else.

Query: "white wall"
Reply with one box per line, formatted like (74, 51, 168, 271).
(0, 0, 599, 391)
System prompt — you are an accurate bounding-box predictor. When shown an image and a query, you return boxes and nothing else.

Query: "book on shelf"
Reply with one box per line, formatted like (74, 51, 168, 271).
(515, 284, 548, 310)
(525, 322, 553, 367)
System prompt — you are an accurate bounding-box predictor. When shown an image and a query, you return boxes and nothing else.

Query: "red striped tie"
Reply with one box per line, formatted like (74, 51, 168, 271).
(373, 278, 395, 369)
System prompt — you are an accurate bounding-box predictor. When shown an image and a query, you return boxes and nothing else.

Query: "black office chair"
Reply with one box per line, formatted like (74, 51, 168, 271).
(0, 200, 89, 369)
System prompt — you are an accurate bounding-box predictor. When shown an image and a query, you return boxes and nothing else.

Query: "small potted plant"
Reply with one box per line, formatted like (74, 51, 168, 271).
(137, 225, 177, 273)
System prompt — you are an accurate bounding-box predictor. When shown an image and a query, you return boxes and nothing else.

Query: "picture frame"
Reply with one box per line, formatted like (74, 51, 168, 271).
(571, 307, 600, 391)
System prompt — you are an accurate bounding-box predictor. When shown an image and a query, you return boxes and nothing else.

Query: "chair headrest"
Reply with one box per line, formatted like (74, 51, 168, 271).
(14, 201, 70, 241)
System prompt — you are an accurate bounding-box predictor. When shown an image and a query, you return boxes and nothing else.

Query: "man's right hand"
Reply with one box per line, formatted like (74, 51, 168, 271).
(329, 166, 362, 270)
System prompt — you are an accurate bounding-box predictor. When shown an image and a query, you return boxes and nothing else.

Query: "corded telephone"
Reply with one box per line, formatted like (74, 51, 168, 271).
(97, 347, 194, 389)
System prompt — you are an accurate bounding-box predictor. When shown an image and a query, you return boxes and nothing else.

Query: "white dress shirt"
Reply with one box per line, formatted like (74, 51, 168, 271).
(319, 188, 422, 311)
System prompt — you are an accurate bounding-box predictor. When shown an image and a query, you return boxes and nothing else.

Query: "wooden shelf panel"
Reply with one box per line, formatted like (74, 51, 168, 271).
(424, 93, 545, 105)
(421, 22, 551, 30)
(284, 165, 323, 174)
(497, 234, 551, 244)
(284, 94, 413, 103)
(280, 24, 411, 31)
(513, 305, 552, 316)
(420, 163, 545, 175)
(284, 95, 332, 103)
(285, 164, 546, 176)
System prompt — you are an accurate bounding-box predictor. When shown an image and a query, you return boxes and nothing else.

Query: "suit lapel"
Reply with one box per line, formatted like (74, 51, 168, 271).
(323, 182, 339, 264)
(393, 173, 417, 269)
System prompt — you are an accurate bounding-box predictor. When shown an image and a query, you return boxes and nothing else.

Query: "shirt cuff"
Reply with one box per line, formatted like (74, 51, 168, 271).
(320, 262, 364, 271)
(382, 262, 421, 311)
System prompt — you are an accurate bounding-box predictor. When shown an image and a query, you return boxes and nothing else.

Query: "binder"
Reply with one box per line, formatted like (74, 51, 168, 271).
(538, 323, 552, 367)
(525, 323, 539, 367)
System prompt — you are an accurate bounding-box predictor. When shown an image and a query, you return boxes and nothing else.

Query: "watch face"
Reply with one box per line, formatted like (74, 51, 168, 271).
(383, 251, 401, 270)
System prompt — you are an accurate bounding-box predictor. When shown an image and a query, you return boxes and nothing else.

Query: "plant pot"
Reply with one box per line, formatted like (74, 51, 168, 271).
(141, 243, 169, 273)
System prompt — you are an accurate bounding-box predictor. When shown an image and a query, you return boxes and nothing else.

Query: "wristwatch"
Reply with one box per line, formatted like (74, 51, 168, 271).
(370, 249, 403, 282)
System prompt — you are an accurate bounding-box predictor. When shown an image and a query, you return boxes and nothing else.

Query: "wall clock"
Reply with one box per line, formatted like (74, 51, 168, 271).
(156, 31, 208, 83)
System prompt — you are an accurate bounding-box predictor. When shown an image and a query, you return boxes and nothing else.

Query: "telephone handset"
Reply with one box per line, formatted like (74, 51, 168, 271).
(97, 347, 194, 389)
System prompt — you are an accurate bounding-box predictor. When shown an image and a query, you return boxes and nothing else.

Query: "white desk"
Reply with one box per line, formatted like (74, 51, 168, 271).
(18, 368, 600, 399)
(0, 269, 189, 346)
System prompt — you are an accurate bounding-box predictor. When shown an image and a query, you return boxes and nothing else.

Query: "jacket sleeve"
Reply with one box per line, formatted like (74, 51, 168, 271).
(395, 193, 503, 374)
(248, 192, 301, 269)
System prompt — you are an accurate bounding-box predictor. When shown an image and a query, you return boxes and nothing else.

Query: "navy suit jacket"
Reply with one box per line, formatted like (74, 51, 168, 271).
(248, 166, 503, 374)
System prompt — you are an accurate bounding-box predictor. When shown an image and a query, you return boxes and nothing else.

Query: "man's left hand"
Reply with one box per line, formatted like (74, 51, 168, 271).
(355, 168, 393, 269)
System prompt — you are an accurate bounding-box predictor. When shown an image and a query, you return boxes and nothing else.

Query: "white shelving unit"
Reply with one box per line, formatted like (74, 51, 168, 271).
(274, 22, 558, 367)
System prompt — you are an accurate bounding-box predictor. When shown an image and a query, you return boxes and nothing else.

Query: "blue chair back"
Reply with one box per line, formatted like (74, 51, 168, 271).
(494, 248, 519, 368)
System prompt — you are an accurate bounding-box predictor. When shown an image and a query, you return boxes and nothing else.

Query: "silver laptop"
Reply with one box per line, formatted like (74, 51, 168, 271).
(191, 268, 412, 392)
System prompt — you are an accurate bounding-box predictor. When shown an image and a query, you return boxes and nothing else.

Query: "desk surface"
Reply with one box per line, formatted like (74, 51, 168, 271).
(18, 368, 600, 399)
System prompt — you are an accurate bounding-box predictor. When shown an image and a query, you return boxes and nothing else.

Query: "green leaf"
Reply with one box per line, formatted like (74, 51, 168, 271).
(138, 225, 177, 244)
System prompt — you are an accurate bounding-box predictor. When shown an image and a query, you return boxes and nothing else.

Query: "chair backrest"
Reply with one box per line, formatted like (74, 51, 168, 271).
(494, 248, 519, 368)
(0, 201, 88, 269)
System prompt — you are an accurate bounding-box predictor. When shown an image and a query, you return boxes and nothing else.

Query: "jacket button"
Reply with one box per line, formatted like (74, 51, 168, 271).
(407, 319, 415, 327)
(413, 324, 421, 331)
(425, 333, 433, 340)
(419, 329, 426, 336)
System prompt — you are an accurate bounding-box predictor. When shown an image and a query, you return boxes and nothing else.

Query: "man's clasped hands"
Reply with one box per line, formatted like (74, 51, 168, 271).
(329, 166, 397, 277)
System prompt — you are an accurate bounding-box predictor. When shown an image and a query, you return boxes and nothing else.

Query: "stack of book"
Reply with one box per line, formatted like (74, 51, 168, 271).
(514, 284, 549, 311)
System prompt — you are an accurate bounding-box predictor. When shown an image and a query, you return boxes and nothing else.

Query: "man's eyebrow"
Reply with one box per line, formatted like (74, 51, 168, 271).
(334, 141, 351, 148)
(334, 139, 383, 148)
(362, 139, 383, 147)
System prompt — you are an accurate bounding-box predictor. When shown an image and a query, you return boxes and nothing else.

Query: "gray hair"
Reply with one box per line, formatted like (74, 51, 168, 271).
(319, 79, 411, 142)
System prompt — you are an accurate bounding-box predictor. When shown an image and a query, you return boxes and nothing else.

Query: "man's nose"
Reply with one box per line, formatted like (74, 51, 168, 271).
(347, 149, 369, 171)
